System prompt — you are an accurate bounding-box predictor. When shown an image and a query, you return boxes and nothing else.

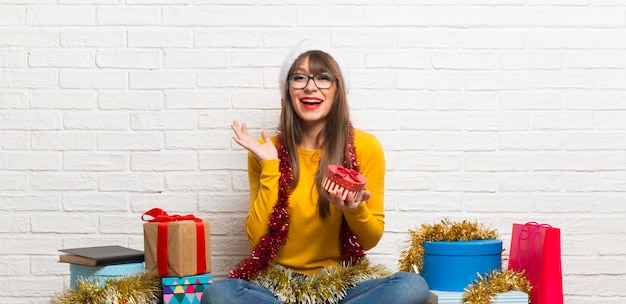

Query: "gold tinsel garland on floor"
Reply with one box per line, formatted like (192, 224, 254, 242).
(463, 269, 532, 304)
(51, 271, 162, 304)
(397, 219, 532, 304)
(251, 258, 391, 304)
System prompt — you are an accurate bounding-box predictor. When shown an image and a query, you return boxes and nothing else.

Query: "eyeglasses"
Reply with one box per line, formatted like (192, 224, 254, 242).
(287, 73, 336, 89)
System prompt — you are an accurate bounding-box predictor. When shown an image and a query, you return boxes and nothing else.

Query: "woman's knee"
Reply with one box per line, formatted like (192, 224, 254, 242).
(201, 278, 281, 304)
(390, 272, 430, 303)
(201, 279, 238, 304)
(393, 272, 428, 286)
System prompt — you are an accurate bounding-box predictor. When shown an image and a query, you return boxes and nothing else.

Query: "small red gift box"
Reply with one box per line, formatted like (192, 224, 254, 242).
(142, 208, 211, 277)
(322, 165, 366, 200)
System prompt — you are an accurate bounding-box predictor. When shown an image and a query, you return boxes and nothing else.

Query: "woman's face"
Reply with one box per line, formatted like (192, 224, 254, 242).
(288, 56, 337, 127)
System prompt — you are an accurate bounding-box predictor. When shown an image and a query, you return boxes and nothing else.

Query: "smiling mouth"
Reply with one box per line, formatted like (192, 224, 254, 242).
(301, 99, 322, 105)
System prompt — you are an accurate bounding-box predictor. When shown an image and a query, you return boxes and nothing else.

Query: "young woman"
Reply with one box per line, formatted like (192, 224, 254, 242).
(201, 40, 429, 304)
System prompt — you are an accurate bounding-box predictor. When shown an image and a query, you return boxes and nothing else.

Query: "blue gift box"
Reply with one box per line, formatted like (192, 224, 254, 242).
(422, 239, 502, 292)
(69, 262, 144, 288)
(162, 273, 213, 304)
(430, 290, 528, 304)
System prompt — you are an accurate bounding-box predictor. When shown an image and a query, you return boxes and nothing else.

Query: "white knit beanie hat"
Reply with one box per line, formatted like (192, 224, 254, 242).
(278, 39, 352, 96)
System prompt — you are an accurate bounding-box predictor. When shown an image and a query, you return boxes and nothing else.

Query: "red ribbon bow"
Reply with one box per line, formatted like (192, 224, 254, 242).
(142, 208, 198, 222)
(336, 166, 362, 183)
(142, 208, 207, 277)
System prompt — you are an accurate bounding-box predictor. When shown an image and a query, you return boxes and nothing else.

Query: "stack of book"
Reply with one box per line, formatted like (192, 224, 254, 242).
(58, 245, 145, 287)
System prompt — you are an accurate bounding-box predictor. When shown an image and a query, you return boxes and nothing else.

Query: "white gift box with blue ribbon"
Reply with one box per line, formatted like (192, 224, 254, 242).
(430, 290, 528, 304)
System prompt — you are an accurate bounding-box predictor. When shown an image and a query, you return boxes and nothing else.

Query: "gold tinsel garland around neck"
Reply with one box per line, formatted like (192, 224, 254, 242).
(251, 258, 391, 304)
(398, 218, 498, 274)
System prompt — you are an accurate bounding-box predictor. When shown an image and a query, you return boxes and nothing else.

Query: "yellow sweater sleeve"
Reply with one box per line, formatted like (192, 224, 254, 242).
(244, 138, 280, 246)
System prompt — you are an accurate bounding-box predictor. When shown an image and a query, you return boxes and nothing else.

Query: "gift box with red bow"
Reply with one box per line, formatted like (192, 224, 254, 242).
(322, 165, 367, 200)
(142, 208, 211, 277)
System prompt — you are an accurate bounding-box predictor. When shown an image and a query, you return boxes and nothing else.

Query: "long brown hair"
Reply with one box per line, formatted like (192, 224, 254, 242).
(279, 50, 352, 219)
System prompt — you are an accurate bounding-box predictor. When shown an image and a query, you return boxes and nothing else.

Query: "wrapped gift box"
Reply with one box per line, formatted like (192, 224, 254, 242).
(422, 239, 502, 291)
(69, 262, 144, 288)
(144, 218, 211, 277)
(430, 290, 528, 304)
(162, 273, 213, 304)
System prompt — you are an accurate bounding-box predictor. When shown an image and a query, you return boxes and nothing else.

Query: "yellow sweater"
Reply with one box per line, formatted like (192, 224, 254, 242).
(244, 129, 385, 276)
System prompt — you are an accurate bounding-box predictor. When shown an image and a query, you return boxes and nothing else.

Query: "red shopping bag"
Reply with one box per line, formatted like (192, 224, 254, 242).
(508, 222, 563, 304)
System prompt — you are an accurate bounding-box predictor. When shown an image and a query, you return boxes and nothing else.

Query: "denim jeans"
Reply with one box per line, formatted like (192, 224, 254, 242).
(201, 272, 430, 304)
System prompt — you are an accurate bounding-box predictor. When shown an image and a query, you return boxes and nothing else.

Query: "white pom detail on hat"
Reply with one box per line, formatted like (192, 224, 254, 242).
(278, 39, 352, 96)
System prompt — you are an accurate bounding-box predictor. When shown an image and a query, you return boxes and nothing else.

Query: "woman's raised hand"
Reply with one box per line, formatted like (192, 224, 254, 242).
(231, 120, 278, 161)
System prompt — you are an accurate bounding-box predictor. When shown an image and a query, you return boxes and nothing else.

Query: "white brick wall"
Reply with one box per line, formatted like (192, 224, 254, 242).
(1, 2, 625, 303)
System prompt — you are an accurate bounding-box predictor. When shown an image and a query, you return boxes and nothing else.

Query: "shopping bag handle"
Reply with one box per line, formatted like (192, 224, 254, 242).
(516, 221, 553, 268)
